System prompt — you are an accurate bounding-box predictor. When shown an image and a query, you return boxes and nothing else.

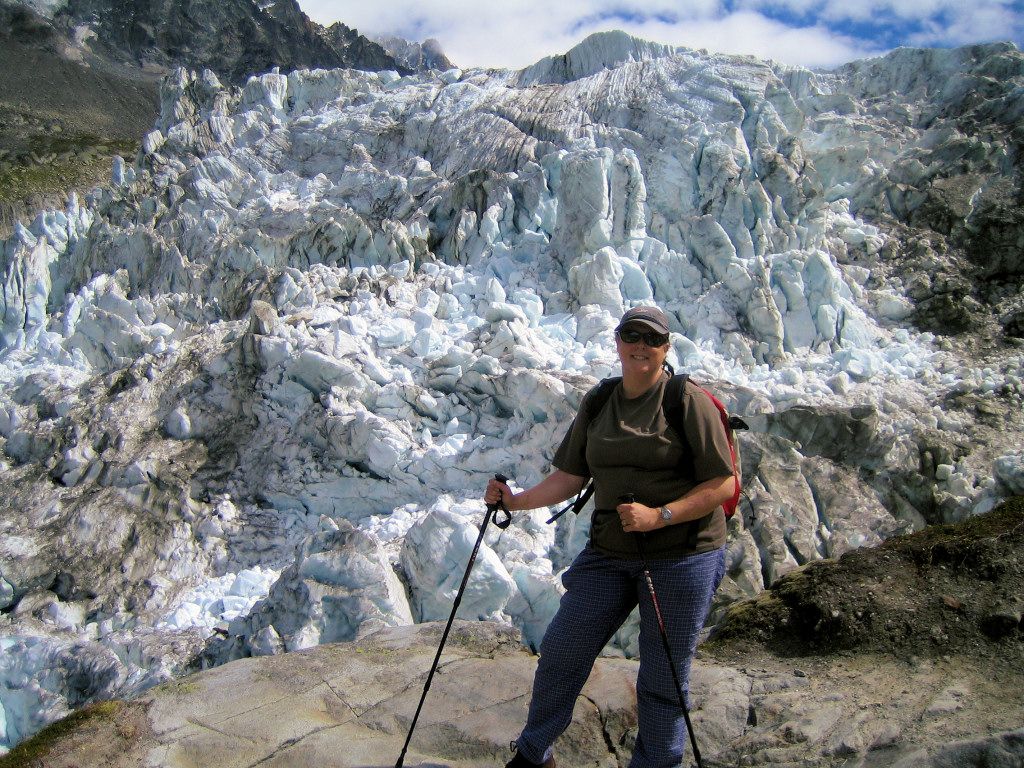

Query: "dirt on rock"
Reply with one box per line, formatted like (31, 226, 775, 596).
(708, 497, 1024, 663)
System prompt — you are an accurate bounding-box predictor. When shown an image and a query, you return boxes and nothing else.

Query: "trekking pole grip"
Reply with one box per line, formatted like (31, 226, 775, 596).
(619, 493, 646, 553)
(490, 473, 512, 529)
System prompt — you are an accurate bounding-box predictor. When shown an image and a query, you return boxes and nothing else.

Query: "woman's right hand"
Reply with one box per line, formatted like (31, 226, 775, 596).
(485, 477, 514, 509)
(484, 470, 585, 513)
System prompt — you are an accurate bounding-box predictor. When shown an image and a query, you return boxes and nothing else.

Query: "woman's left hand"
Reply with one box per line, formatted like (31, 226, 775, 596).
(616, 501, 660, 533)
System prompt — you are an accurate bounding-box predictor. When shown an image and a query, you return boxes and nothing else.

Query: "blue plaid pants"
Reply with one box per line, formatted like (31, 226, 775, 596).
(514, 544, 726, 768)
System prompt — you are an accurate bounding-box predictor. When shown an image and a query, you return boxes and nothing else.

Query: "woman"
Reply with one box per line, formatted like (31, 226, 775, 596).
(485, 305, 735, 768)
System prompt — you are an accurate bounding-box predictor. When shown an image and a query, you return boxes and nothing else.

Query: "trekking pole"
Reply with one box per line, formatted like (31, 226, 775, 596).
(395, 473, 513, 768)
(620, 494, 704, 768)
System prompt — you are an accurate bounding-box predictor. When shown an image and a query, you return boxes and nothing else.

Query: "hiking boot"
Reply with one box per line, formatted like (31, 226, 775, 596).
(504, 741, 556, 768)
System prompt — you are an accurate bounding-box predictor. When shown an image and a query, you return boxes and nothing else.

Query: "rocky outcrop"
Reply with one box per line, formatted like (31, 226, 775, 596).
(374, 34, 456, 72)
(47, 0, 408, 82)
(3, 619, 1023, 768)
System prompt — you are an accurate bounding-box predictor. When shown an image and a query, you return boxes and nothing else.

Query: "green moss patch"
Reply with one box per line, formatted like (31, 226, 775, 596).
(0, 701, 124, 767)
(0, 134, 139, 215)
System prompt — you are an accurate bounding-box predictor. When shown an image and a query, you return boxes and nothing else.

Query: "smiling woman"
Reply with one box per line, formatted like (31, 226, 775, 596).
(615, 307, 672, 398)
(484, 304, 736, 768)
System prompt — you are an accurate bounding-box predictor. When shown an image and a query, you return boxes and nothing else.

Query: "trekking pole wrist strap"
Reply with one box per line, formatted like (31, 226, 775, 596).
(546, 480, 595, 524)
(488, 473, 513, 529)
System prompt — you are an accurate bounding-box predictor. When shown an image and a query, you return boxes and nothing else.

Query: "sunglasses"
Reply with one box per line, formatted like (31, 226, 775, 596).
(617, 328, 670, 346)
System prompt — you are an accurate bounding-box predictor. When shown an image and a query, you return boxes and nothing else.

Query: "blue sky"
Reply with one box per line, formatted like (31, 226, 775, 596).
(299, 0, 1024, 70)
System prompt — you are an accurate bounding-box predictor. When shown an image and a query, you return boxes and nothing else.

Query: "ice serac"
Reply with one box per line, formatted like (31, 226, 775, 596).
(517, 29, 680, 85)
(218, 516, 413, 654)
(401, 504, 515, 623)
(1, 31, 1023, 751)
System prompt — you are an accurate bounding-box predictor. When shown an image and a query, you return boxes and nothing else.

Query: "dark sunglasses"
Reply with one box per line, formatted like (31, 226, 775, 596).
(617, 328, 670, 346)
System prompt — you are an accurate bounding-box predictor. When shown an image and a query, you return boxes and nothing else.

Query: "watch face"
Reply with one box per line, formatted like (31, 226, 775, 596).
(660, 506, 672, 520)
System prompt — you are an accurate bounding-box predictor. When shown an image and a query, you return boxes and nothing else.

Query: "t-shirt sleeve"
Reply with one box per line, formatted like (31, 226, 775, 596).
(683, 386, 735, 482)
(551, 387, 597, 478)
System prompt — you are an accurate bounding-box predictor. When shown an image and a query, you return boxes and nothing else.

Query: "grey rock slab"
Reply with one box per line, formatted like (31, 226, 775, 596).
(924, 682, 970, 717)
(689, 661, 752, 748)
(135, 621, 638, 768)
(930, 728, 1024, 768)
(11, 624, 1024, 768)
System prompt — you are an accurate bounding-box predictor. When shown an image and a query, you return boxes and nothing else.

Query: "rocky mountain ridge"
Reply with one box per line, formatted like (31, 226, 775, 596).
(0, 0, 453, 234)
(5, 0, 423, 82)
(374, 34, 456, 74)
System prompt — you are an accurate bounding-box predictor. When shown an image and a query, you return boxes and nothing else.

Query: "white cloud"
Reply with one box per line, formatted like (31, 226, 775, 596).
(816, 0, 1023, 34)
(586, 12, 881, 68)
(906, 4, 1024, 46)
(298, 0, 1020, 71)
(303, 0, 587, 65)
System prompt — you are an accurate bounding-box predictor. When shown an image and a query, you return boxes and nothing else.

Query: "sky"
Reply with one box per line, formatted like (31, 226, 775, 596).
(299, 0, 1024, 71)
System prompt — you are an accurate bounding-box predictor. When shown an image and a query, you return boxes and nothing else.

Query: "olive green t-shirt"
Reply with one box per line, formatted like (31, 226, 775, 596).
(552, 373, 733, 559)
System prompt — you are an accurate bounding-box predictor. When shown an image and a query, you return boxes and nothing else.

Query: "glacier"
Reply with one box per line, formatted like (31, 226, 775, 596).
(1, 30, 1023, 751)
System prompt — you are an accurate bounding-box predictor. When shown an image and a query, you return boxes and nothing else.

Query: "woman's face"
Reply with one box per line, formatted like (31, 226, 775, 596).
(615, 323, 670, 377)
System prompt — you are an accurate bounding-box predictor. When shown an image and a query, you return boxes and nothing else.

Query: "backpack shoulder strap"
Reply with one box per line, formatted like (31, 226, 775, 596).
(583, 376, 621, 423)
(547, 376, 620, 525)
(661, 373, 690, 439)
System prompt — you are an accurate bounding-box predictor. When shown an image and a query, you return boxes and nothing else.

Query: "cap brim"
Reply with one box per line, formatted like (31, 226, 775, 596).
(616, 319, 669, 334)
